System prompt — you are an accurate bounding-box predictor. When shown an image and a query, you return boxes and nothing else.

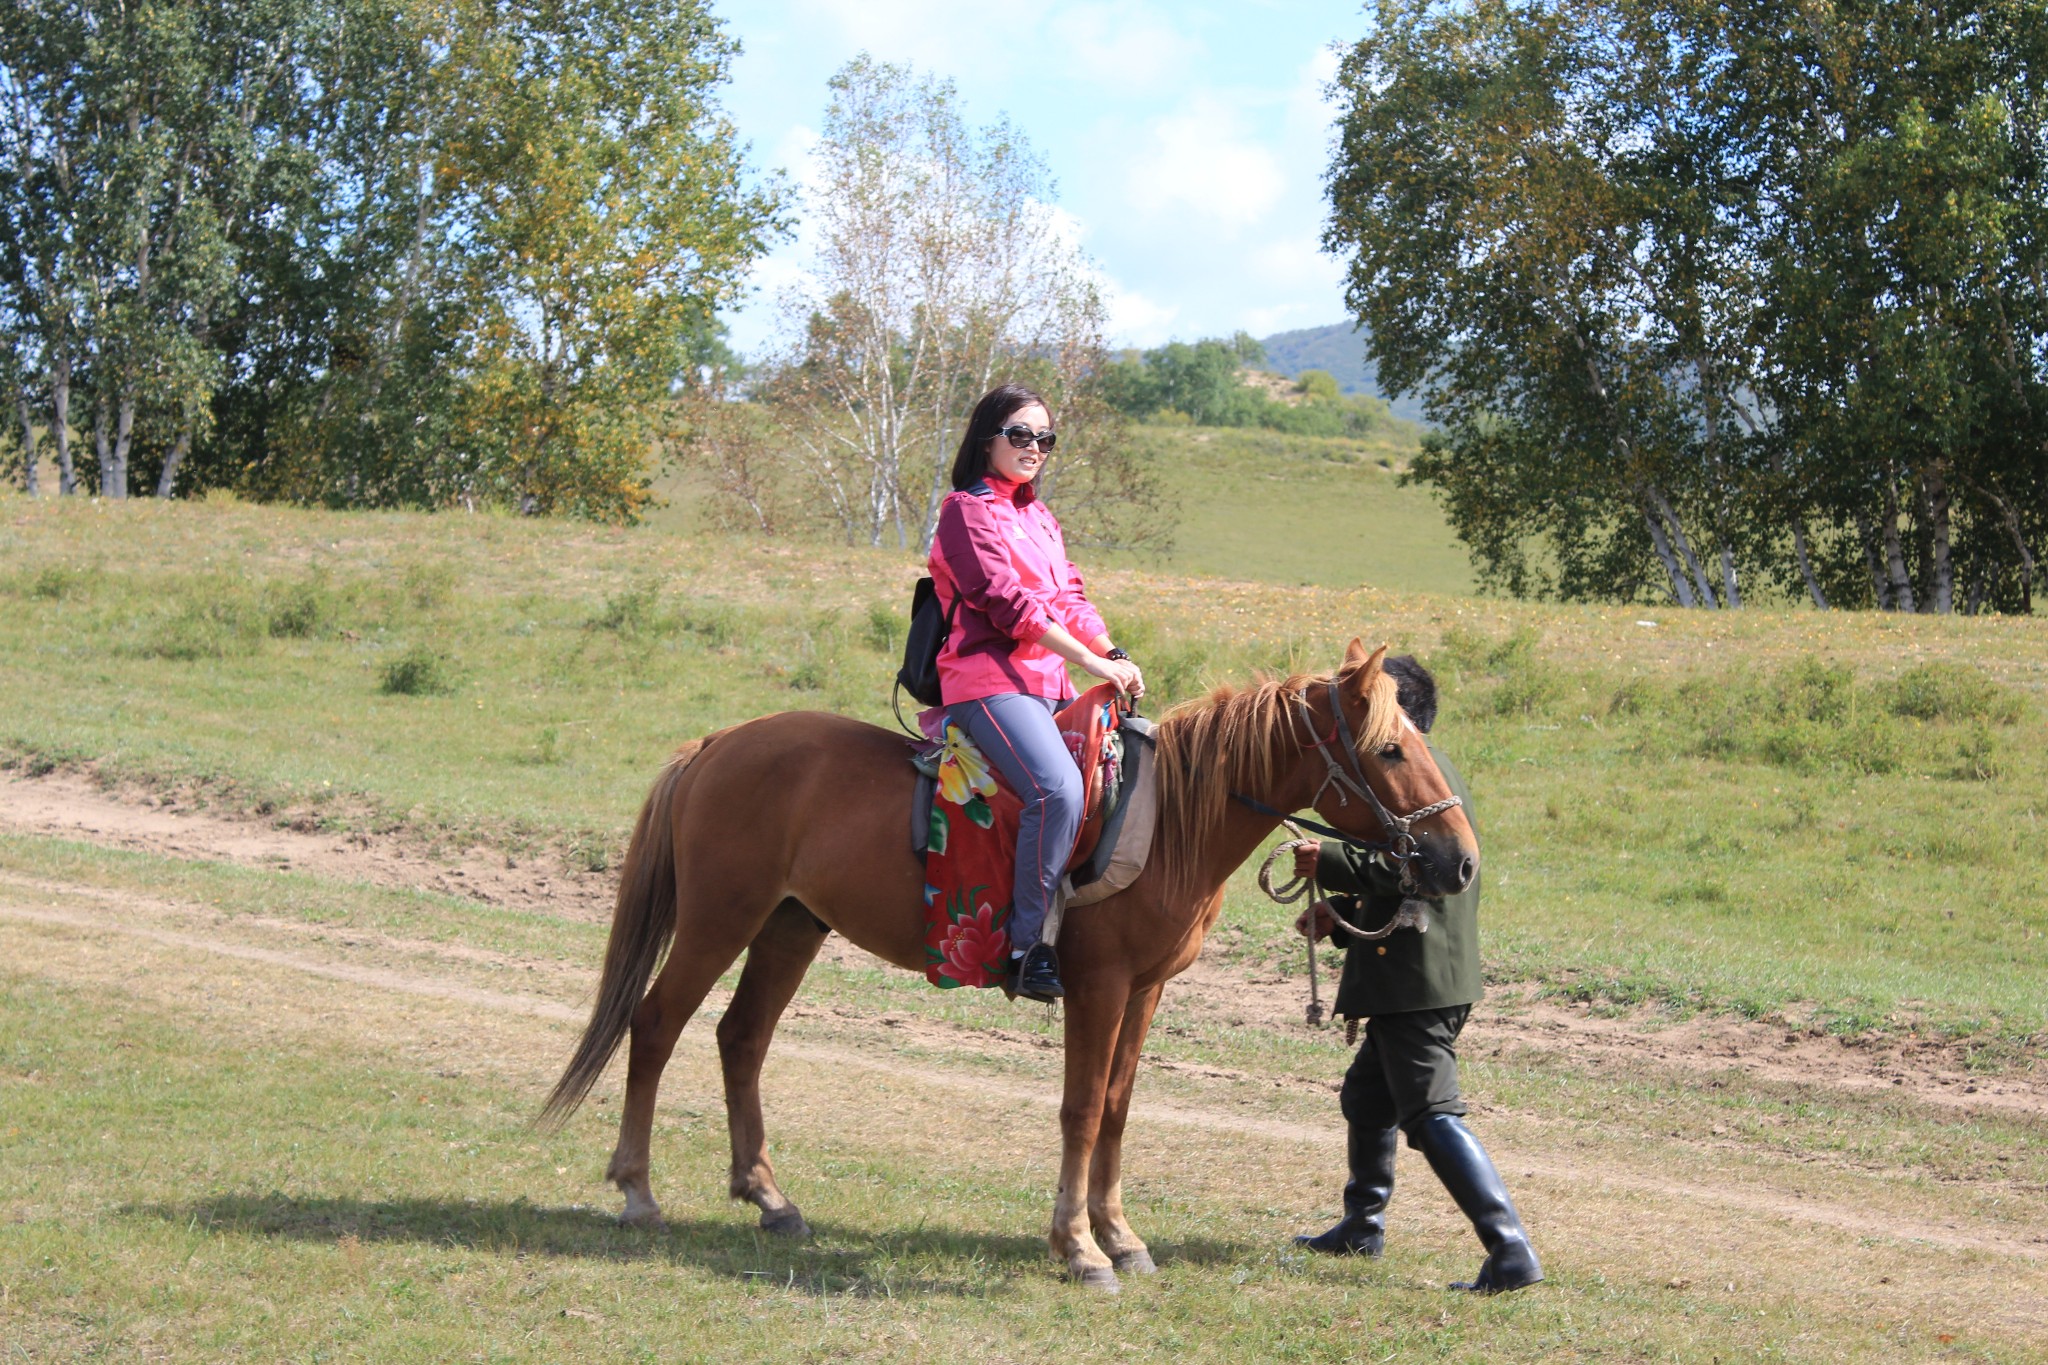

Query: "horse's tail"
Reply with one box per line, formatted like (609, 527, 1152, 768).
(539, 732, 722, 1129)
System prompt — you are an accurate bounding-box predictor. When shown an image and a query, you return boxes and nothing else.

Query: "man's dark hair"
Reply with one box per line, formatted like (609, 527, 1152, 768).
(950, 382, 1051, 490)
(1383, 654, 1438, 733)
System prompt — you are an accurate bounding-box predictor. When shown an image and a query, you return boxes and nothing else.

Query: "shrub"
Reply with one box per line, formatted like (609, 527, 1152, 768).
(30, 565, 78, 600)
(1885, 663, 2023, 725)
(380, 645, 456, 696)
(863, 602, 904, 655)
(588, 584, 661, 636)
(266, 574, 341, 638)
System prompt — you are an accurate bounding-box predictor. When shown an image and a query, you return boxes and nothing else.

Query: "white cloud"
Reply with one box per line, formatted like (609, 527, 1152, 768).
(1103, 282, 1179, 348)
(1049, 1, 1206, 92)
(1123, 96, 1287, 233)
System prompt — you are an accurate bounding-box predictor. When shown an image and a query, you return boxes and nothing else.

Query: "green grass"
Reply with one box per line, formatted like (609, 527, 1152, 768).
(2, 490, 2046, 1054)
(1088, 424, 1475, 594)
(7, 820, 2043, 1361)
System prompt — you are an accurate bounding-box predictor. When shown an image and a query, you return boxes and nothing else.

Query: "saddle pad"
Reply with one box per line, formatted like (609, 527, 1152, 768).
(920, 723, 1025, 988)
(915, 685, 1135, 990)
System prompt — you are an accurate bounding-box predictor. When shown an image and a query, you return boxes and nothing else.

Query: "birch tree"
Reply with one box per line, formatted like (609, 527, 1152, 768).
(759, 55, 1147, 551)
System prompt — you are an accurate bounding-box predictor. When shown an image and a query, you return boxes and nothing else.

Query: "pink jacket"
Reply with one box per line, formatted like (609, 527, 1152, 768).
(930, 475, 1109, 704)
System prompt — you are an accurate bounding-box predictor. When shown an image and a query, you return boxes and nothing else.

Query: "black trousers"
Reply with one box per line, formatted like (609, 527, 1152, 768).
(1340, 1004, 1472, 1139)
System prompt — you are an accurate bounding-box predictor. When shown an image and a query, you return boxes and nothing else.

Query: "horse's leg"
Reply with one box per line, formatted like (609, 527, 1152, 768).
(1050, 978, 1131, 1292)
(1088, 981, 1164, 1274)
(717, 899, 828, 1237)
(605, 894, 760, 1227)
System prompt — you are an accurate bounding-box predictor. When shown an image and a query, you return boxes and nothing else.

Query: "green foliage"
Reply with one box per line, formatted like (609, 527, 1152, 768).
(1296, 369, 1342, 403)
(0, 0, 781, 518)
(1326, 0, 2048, 614)
(1100, 335, 1393, 441)
(380, 645, 457, 697)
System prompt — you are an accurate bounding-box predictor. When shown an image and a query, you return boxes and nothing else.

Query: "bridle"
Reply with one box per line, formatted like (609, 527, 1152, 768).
(1233, 677, 1462, 895)
(1235, 674, 1467, 1031)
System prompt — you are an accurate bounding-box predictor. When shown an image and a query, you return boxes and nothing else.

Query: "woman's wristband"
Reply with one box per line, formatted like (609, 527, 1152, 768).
(1105, 647, 1131, 661)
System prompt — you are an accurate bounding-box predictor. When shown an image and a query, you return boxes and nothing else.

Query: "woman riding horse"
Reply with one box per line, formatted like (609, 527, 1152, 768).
(927, 383, 1145, 1002)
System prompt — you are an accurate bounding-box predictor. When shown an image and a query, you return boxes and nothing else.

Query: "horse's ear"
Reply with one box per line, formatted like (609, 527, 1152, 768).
(1341, 639, 1388, 699)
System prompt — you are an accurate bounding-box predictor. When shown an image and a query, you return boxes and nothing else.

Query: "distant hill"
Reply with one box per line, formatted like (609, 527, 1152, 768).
(1256, 322, 1431, 425)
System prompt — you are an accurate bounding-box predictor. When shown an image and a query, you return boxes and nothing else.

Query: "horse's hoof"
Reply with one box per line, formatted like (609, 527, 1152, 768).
(760, 1208, 812, 1239)
(618, 1206, 665, 1230)
(1112, 1248, 1157, 1275)
(1073, 1265, 1122, 1293)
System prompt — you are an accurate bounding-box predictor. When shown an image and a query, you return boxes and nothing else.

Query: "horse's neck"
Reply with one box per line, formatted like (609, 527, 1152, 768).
(1180, 745, 1324, 914)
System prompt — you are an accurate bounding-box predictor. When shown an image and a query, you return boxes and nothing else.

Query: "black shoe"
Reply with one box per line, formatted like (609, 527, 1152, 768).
(1410, 1113, 1544, 1294)
(1012, 943, 1064, 1003)
(1296, 1124, 1398, 1255)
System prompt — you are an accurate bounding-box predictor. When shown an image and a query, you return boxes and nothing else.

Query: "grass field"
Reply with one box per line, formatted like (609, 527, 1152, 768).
(649, 418, 1474, 595)
(2, 485, 2046, 1361)
(3, 492, 2042, 1042)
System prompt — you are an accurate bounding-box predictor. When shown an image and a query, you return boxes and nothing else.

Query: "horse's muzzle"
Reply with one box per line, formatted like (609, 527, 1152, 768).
(1411, 832, 1477, 898)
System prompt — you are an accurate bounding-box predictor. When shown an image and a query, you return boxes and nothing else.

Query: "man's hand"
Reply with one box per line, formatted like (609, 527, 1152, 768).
(1293, 899, 1337, 941)
(1292, 839, 1321, 881)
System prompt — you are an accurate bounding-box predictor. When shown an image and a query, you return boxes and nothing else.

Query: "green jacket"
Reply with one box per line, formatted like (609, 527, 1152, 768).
(1314, 742, 1481, 1018)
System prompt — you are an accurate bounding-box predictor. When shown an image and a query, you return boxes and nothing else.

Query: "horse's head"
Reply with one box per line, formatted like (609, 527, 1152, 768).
(1309, 638, 1479, 899)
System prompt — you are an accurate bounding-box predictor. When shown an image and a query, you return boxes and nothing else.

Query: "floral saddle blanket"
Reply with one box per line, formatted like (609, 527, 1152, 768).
(909, 683, 1157, 989)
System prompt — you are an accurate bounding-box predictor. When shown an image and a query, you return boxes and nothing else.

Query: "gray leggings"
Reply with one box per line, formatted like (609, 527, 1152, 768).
(945, 692, 1083, 952)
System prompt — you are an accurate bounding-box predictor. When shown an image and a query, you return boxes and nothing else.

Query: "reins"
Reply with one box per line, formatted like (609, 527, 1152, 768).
(1233, 678, 1462, 1031)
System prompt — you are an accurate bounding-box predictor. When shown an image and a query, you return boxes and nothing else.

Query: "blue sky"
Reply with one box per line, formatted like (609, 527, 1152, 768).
(712, 0, 1372, 357)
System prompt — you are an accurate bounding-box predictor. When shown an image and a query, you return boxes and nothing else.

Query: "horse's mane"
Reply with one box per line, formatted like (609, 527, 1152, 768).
(1151, 665, 1400, 912)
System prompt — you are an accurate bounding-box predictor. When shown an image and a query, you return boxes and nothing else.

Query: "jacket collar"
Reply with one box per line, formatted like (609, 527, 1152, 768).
(975, 473, 1037, 506)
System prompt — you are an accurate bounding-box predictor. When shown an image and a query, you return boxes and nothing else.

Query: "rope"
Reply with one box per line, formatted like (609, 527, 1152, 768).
(1254, 832, 1433, 1032)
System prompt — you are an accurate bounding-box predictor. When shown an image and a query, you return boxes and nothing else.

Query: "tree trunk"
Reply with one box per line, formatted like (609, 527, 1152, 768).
(1718, 539, 1741, 609)
(105, 390, 135, 499)
(52, 350, 75, 495)
(1880, 480, 1916, 612)
(1963, 557, 1988, 616)
(156, 410, 195, 498)
(1854, 511, 1889, 609)
(93, 395, 111, 497)
(1640, 500, 1696, 607)
(1701, 374, 1740, 608)
(1919, 464, 1953, 614)
(16, 393, 38, 495)
(1972, 480, 2039, 598)
(1646, 482, 1719, 607)
(1792, 516, 1828, 609)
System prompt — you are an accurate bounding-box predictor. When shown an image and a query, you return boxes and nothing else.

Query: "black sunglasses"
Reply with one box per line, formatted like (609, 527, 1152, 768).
(995, 424, 1056, 452)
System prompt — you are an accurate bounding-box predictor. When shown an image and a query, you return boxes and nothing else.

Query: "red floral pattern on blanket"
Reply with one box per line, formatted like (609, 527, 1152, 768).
(919, 687, 1125, 989)
(923, 723, 1024, 988)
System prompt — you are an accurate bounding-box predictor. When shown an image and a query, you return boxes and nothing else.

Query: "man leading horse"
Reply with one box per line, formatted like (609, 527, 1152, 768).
(1289, 654, 1543, 1294)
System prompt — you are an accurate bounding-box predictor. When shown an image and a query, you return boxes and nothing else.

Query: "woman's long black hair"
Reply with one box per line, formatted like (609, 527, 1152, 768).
(949, 383, 1051, 491)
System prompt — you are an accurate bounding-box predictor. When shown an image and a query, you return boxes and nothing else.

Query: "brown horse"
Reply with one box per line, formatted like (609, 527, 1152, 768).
(541, 639, 1477, 1292)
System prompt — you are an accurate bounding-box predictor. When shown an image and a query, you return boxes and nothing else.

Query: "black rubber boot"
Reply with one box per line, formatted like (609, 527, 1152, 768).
(1013, 943, 1064, 1003)
(1296, 1124, 1398, 1255)
(1410, 1113, 1543, 1293)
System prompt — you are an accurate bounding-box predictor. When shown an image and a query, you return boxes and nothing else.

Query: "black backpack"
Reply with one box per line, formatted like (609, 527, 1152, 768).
(894, 576, 959, 711)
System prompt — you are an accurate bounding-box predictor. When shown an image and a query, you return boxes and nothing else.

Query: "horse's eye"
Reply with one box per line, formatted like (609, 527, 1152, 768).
(1377, 743, 1403, 761)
